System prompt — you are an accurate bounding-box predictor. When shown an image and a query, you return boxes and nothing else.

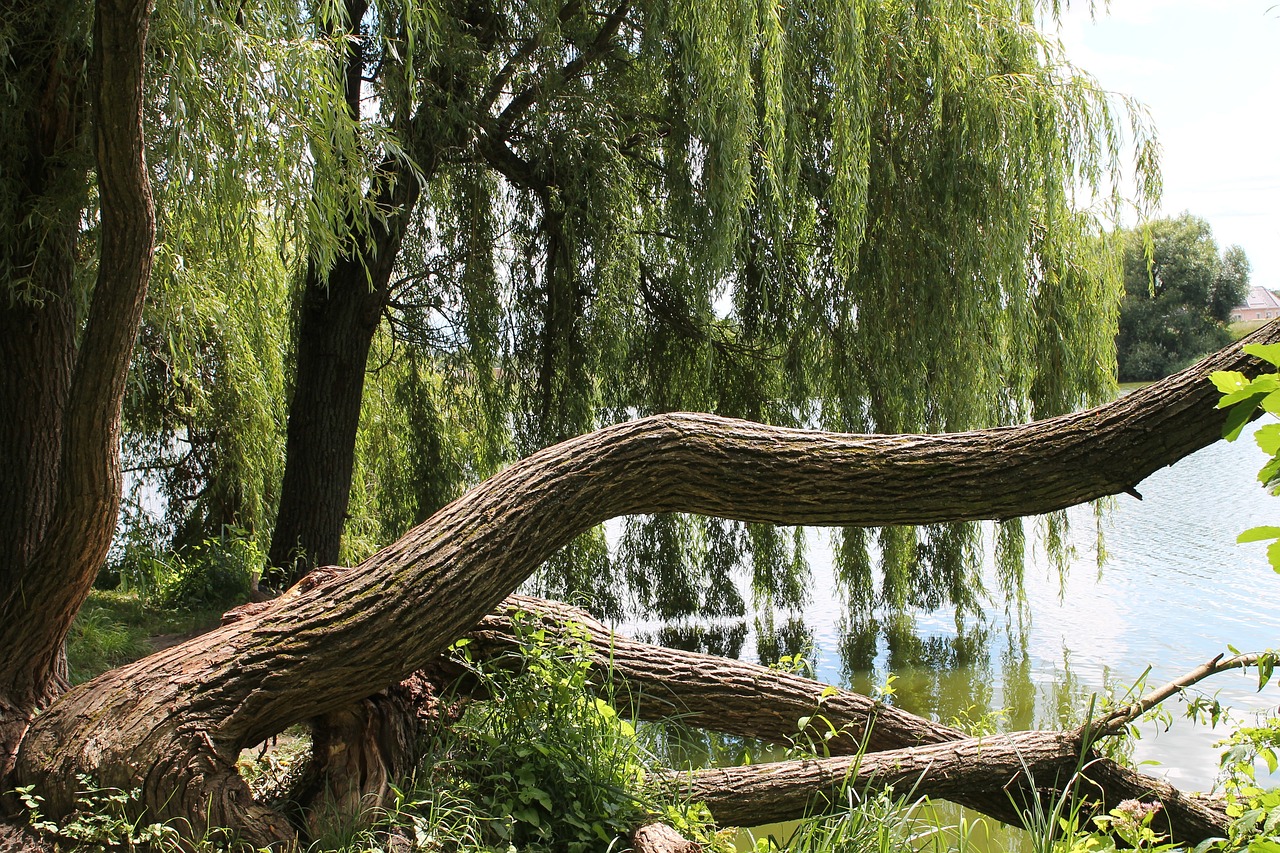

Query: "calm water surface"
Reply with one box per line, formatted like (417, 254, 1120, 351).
(625, 421, 1280, 842)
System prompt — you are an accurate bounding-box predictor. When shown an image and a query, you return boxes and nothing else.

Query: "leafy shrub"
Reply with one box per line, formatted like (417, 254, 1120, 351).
(157, 533, 262, 611)
(405, 611, 731, 853)
(16, 776, 184, 852)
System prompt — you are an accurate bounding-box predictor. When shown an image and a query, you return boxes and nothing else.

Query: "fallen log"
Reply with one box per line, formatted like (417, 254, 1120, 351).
(467, 596, 964, 752)
(632, 822, 700, 853)
(463, 597, 1236, 844)
(673, 729, 1233, 845)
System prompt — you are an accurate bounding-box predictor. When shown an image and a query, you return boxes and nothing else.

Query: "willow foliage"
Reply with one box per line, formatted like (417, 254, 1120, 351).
(100, 0, 1156, 621)
(119, 0, 390, 553)
(367, 0, 1152, 618)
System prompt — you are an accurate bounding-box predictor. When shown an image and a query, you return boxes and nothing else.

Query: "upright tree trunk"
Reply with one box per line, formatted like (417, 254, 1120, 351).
(265, 0, 422, 584)
(0, 0, 155, 785)
(266, 182, 417, 583)
(0, 0, 90, 693)
(16, 327, 1280, 846)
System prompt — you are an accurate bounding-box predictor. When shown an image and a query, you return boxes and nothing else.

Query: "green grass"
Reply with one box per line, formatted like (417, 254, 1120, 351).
(1231, 319, 1270, 340)
(65, 589, 225, 684)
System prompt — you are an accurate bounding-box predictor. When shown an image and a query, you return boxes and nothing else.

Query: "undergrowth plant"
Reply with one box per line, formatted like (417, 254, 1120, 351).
(15, 776, 185, 852)
(405, 611, 734, 853)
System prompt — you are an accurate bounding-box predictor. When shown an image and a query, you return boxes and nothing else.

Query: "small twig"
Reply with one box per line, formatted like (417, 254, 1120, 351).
(1085, 652, 1266, 737)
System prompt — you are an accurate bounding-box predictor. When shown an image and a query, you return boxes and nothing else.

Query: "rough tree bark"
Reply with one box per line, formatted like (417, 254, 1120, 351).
(675, 729, 1231, 843)
(265, 167, 419, 583)
(0, 0, 155, 783)
(13, 327, 1280, 846)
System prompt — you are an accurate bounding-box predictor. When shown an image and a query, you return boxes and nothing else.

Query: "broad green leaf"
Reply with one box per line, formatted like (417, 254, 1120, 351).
(1219, 378, 1279, 408)
(1269, 539, 1280, 574)
(1211, 370, 1248, 394)
(1244, 343, 1280, 367)
(1224, 399, 1261, 441)
(1264, 390, 1280, 417)
(1257, 424, 1280, 455)
(1236, 526, 1280, 544)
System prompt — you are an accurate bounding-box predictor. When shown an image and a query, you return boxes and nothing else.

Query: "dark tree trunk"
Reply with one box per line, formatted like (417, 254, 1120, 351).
(266, 173, 418, 584)
(264, 0, 423, 585)
(13, 327, 1280, 846)
(0, 1, 90, 778)
(0, 0, 154, 785)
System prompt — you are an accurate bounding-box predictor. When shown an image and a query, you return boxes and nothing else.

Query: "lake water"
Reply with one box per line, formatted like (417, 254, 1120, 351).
(624, 420, 1280, 832)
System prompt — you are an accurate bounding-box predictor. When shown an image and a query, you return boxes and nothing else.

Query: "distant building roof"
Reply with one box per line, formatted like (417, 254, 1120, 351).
(1241, 286, 1280, 311)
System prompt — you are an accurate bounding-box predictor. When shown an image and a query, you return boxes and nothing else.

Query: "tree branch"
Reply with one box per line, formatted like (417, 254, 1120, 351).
(1089, 652, 1270, 736)
(18, 324, 1280, 844)
(488, 0, 630, 141)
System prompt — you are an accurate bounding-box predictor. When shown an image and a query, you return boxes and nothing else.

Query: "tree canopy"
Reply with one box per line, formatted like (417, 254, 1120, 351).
(1116, 214, 1250, 382)
(100, 0, 1159, 626)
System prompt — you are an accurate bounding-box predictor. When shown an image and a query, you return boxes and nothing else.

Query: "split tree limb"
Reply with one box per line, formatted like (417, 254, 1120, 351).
(16, 328, 1280, 845)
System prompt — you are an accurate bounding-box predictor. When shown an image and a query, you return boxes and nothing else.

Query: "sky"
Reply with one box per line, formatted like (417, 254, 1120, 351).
(1052, 1, 1280, 288)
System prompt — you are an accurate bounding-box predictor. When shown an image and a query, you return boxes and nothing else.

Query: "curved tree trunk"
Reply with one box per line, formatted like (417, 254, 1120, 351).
(0, 0, 154, 785)
(15, 327, 1280, 845)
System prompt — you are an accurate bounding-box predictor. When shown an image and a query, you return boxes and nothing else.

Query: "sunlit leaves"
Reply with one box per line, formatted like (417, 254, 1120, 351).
(116, 0, 1159, 621)
(1216, 359, 1280, 573)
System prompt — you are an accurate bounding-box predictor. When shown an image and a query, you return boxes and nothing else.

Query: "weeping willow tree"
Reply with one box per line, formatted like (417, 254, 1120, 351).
(248, 0, 1157, 621)
(104, 0, 1158, 623)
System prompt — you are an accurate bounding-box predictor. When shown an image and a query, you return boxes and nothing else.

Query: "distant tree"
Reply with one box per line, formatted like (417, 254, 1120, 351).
(1116, 214, 1251, 382)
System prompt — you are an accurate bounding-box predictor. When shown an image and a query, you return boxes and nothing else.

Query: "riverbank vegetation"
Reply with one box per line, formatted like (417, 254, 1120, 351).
(7, 0, 1280, 848)
(1117, 215, 1251, 383)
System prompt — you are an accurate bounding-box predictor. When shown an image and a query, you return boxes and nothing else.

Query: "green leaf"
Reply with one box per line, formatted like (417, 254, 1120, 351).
(1244, 343, 1280, 367)
(1237, 526, 1280, 544)
(1269, 540, 1280, 574)
(1225, 401, 1262, 441)
(1263, 390, 1280, 417)
(1257, 424, 1280, 456)
(1212, 370, 1249, 394)
(1261, 456, 1280, 488)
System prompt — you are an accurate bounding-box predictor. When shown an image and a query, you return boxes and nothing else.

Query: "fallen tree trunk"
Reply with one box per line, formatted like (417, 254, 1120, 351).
(462, 597, 1235, 844)
(675, 730, 1232, 845)
(465, 595, 965, 753)
(14, 331, 1278, 846)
